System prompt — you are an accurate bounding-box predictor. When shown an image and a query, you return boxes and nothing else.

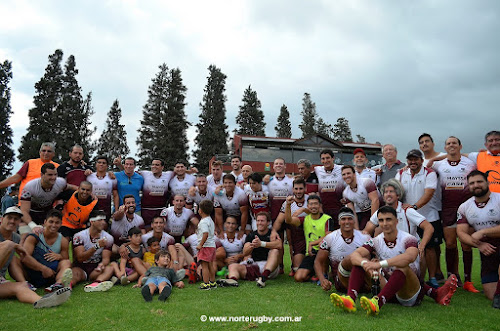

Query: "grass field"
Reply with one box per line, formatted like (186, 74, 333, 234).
(1, 245, 500, 330)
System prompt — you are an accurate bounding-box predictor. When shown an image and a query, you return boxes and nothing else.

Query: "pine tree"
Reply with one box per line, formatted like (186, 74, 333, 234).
(79, 92, 97, 161)
(274, 104, 292, 138)
(356, 134, 366, 143)
(332, 117, 353, 142)
(19, 50, 64, 162)
(235, 85, 265, 136)
(193, 65, 229, 173)
(96, 99, 130, 162)
(136, 64, 189, 168)
(299, 93, 317, 138)
(0, 60, 15, 181)
(315, 117, 333, 138)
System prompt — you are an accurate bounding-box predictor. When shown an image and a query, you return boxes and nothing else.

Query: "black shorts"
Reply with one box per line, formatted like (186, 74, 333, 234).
(298, 255, 317, 272)
(59, 226, 82, 240)
(417, 221, 443, 248)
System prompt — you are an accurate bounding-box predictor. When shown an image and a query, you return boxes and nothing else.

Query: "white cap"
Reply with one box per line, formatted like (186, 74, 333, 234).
(3, 206, 23, 217)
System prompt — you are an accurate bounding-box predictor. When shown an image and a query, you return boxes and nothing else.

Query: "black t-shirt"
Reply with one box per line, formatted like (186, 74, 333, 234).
(245, 229, 272, 261)
(305, 172, 318, 183)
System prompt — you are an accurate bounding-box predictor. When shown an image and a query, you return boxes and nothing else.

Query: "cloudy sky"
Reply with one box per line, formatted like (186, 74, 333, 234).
(1, 0, 499, 168)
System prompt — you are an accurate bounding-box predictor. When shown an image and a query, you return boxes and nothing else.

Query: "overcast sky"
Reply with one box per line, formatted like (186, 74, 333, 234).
(1, 0, 499, 168)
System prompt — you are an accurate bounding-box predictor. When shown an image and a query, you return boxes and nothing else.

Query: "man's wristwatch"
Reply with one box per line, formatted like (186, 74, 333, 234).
(412, 204, 418, 210)
(173, 261, 179, 264)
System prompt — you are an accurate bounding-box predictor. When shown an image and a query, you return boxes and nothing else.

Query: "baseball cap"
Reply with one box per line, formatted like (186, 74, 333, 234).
(353, 148, 366, 156)
(406, 149, 423, 159)
(3, 206, 23, 217)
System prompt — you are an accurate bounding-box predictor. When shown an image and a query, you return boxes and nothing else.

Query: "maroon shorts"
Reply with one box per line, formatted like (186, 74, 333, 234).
(289, 226, 306, 256)
(141, 208, 163, 228)
(245, 264, 261, 281)
(357, 211, 371, 231)
(441, 207, 458, 227)
(73, 262, 98, 280)
(198, 247, 216, 262)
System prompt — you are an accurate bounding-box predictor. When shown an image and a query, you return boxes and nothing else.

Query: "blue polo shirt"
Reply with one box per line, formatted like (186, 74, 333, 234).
(115, 171, 144, 211)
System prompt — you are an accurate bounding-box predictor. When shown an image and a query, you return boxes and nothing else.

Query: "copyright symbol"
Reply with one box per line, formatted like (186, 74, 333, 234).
(200, 315, 207, 322)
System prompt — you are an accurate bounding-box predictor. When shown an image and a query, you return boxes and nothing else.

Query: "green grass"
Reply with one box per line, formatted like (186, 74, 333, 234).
(1, 245, 500, 330)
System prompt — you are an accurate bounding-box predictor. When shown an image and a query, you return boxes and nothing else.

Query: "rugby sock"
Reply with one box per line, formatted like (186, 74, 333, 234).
(229, 276, 238, 281)
(377, 270, 406, 308)
(262, 269, 271, 282)
(347, 266, 365, 301)
(462, 250, 473, 282)
(422, 282, 437, 300)
(445, 248, 458, 275)
(495, 280, 500, 296)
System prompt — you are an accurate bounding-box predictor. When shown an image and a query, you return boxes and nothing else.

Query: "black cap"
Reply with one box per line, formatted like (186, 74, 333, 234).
(406, 149, 423, 159)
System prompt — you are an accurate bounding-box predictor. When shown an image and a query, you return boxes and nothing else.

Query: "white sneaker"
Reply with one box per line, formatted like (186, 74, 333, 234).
(175, 269, 186, 281)
(34, 287, 71, 309)
(60, 268, 73, 288)
(84, 281, 113, 292)
(256, 277, 266, 288)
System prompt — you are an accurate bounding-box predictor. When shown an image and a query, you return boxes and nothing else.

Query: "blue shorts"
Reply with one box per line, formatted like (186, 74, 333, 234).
(26, 261, 59, 287)
(144, 276, 172, 288)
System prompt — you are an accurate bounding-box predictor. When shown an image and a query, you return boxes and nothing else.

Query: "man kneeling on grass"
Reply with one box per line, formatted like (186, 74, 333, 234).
(330, 206, 458, 316)
(0, 206, 71, 308)
(218, 212, 282, 288)
(134, 250, 184, 302)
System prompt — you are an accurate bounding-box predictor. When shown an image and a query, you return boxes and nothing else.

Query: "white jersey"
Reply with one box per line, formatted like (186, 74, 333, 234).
(86, 173, 116, 201)
(267, 175, 294, 199)
(169, 174, 196, 198)
(395, 166, 439, 222)
(230, 171, 244, 183)
(314, 165, 344, 192)
(319, 229, 371, 272)
(363, 230, 420, 276)
(244, 183, 269, 195)
(213, 187, 248, 216)
(457, 193, 500, 231)
(110, 213, 145, 242)
(356, 168, 378, 185)
(206, 174, 224, 192)
(342, 178, 378, 213)
(160, 206, 194, 236)
(185, 233, 199, 256)
(72, 229, 114, 264)
(140, 170, 173, 209)
(369, 202, 425, 238)
(220, 233, 246, 257)
(20, 177, 67, 211)
(141, 231, 175, 249)
(186, 187, 214, 205)
(433, 157, 476, 209)
(423, 152, 447, 167)
(279, 195, 309, 217)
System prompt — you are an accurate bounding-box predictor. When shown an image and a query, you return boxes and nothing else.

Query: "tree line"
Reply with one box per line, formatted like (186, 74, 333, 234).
(0, 49, 367, 177)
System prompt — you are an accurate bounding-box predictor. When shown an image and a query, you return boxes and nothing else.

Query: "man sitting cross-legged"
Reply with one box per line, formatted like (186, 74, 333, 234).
(330, 206, 458, 316)
(218, 212, 282, 288)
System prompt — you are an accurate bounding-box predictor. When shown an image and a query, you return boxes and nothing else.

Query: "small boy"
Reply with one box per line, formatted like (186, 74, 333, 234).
(143, 237, 161, 267)
(134, 250, 185, 302)
(111, 227, 146, 285)
(196, 200, 216, 290)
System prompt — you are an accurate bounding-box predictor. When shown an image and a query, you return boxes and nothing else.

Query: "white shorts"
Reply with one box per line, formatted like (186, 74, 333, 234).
(396, 286, 421, 307)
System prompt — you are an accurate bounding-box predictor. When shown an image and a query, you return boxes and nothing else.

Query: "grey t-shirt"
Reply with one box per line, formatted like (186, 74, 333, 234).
(378, 161, 406, 188)
(0, 232, 21, 277)
(144, 266, 182, 283)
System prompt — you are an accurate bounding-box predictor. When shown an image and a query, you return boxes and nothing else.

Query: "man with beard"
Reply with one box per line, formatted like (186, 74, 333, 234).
(353, 148, 377, 184)
(341, 165, 379, 231)
(457, 170, 500, 308)
(160, 195, 196, 243)
(60, 181, 99, 239)
(111, 195, 145, 246)
(230, 156, 244, 183)
(86, 156, 118, 221)
(314, 150, 345, 228)
(186, 174, 214, 210)
(432, 137, 477, 291)
(213, 174, 248, 237)
(169, 160, 196, 199)
(57, 145, 94, 186)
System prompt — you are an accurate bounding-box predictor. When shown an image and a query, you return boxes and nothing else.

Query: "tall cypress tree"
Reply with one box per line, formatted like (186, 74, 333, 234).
(96, 99, 130, 161)
(193, 65, 229, 173)
(136, 64, 189, 168)
(332, 117, 353, 142)
(299, 92, 317, 138)
(274, 104, 292, 138)
(0, 60, 15, 181)
(235, 85, 265, 136)
(19, 50, 64, 162)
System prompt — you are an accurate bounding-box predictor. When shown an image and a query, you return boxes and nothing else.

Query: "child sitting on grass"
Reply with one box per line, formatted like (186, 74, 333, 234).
(134, 250, 185, 302)
(111, 227, 147, 285)
(143, 237, 161, 267)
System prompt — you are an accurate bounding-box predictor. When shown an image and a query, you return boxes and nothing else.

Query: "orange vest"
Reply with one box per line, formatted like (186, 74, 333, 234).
(477, 151, 500, 193)
(62, 192, 98, 229)
(19, 159, 59, 201)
